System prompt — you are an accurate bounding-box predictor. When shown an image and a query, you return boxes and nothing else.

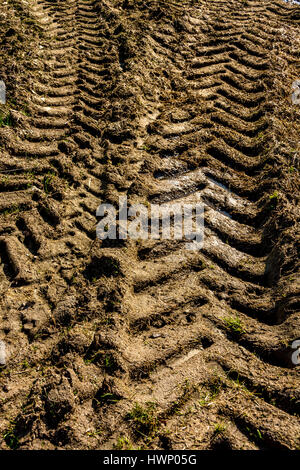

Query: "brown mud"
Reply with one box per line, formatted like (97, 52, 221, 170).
(0, 0, 299, 450)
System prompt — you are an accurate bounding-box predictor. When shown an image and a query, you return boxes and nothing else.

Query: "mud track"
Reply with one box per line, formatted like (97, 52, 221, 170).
(0, 0, 299, 450)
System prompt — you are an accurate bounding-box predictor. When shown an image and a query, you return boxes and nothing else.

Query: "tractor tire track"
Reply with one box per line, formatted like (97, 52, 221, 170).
(0, 0, 299, 450)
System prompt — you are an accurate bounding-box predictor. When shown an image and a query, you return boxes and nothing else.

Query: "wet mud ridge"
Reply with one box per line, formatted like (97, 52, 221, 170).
(0, 0, 299, 450)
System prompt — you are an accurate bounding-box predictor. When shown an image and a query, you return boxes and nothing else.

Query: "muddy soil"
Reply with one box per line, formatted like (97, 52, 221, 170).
(0, 0, 299, 450)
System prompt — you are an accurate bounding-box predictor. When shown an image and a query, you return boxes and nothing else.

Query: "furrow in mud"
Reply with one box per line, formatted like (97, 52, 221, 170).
(0, 0, 299, 450)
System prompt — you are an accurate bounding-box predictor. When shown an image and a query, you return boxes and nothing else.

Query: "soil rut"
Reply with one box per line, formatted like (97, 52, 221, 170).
(0, 0, 299, 450)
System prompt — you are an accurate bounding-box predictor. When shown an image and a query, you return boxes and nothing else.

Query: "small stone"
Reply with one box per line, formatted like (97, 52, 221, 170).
(150, 333, 162, 339)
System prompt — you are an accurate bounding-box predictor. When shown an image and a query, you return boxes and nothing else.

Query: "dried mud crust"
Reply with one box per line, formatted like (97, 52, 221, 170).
(0, 0, 299, 450)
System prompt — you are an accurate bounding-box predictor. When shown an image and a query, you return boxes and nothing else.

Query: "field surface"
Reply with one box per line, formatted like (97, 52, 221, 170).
(0, 0, 299, 450)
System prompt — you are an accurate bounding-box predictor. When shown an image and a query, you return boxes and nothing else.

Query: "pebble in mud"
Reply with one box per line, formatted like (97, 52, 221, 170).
(0, 340, 6, 366)
(150, 333, 165, 339)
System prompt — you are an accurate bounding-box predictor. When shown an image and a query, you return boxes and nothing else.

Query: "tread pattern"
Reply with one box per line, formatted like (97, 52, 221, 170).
(0, 0, 299, 450)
